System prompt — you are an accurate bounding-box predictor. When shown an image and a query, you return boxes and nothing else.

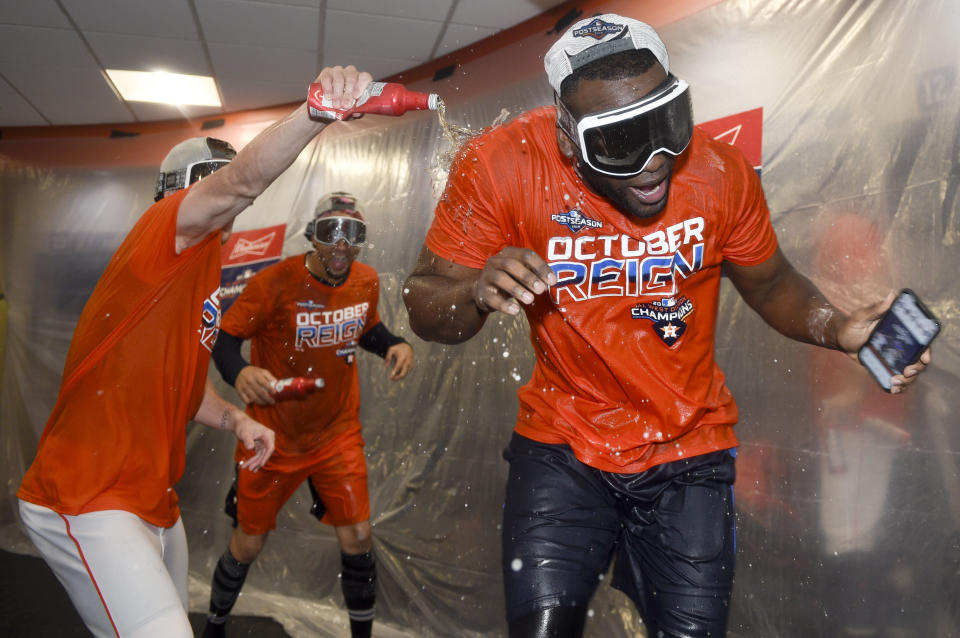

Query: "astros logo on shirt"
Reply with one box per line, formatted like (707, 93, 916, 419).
(631, 296, 695, 347)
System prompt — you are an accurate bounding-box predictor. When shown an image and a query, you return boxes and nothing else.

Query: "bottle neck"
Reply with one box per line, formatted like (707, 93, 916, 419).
(401, 89, 432, 111)
(391, 84, 438, 112)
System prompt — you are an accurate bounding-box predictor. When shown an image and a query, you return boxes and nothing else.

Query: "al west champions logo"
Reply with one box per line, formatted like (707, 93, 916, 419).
(336, 342, 358, 365)
(551, 208, 603, 233)
(200, 288, 221, 352)
(573, 18, 625, 40)
(631, 296, 695, 347)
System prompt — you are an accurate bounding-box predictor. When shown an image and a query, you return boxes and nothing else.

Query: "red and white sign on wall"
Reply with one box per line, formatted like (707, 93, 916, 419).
(695, 107, 763, 175)
(220, 224, 286, 312)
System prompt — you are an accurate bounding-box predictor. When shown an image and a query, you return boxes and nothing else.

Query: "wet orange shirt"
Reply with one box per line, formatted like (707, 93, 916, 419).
(426, 106, 778, 473)
(220, 256, 381, 458)
(18, 187, 223, 526)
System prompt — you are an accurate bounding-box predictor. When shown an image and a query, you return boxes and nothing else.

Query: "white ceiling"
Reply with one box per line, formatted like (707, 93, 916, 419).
(0, 0, 567, 128)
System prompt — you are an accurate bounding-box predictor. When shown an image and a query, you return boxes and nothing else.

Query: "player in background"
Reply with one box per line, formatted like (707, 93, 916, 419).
(17, 65, 373, 638)
(402, 14, 932, 638)
(203, 192, 414, 638)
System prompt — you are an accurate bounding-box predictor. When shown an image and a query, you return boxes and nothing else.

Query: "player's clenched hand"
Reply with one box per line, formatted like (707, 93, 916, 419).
(233, 414, 275, 472)
(315, 65, 373, 113)
(385, 342, 414, 381)
(840, 292, 931, 394)
(474, 247, 557, 316)
(236, 365, 278, 406)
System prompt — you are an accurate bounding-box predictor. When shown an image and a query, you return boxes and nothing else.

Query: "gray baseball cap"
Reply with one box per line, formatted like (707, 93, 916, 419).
(544, 14, 669, 94)
(155, 137, 236, 201)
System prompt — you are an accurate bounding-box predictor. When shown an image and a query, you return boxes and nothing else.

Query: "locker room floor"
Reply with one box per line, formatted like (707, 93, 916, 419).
(0, 548, 291, 638)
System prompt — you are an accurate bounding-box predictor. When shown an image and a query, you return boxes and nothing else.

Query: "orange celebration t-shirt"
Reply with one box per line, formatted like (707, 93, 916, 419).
(18, 187, 223, 526)
(220, 256, 382, 459)
(426, 106, 778, 473)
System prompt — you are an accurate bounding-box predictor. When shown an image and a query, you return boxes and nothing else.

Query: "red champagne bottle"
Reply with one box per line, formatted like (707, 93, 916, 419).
(272, 376, 325, 400)
(308, 81, 440, 121)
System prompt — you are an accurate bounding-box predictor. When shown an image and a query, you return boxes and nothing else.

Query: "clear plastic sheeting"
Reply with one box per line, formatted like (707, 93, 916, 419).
(2, 0, 959, 636)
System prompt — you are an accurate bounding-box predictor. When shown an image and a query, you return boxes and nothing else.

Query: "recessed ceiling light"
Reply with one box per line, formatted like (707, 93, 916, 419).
(105, 69, 221, 107)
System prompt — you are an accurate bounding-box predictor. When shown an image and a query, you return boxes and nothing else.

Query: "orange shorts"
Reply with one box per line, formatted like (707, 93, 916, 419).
(234, 427, 369, 535)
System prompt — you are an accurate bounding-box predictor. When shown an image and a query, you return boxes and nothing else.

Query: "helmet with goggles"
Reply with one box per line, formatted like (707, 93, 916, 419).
(155, 137, 236, 202)
(305, 192, 367, 247)
(545, 14, 693, 178)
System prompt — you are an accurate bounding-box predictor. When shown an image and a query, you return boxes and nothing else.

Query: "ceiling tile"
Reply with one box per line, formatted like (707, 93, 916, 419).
(327, 0, 453, 22)
(324, 10, 439, 62)
(435, 23, 499, 58)
(0, 0, 563, 127)
(0, 0, 71, 28)
(208, 42, 316, 84)
(86, 32, 210, 76)
(0, 62, 132, 125)
(217, 77, 308, 112)
(317, 52, 418, 82)
(60, 0, 197, 39)
(126, 102, 224, 122)
(235, 0, 321, 6)
(0, 76, 48, 126)
(0, 24, 92, 67)
(451, 0, 565, 29)
(197, 0, 319, 50)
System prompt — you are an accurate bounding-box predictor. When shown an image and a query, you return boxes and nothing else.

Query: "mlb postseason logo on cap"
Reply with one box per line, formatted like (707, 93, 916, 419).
(543, 13, 670, 94)
(573, 17, 626, 40)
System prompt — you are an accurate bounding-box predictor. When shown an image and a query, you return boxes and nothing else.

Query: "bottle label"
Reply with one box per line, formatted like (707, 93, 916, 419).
(353, 82, 385, 108)
(308, 106, 348, 121)
(307, 83, 349, 121)
(308, 82, 388, 120)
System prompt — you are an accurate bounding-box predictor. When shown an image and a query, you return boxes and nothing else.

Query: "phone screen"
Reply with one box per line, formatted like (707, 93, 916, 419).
(859, 290, 940, 391)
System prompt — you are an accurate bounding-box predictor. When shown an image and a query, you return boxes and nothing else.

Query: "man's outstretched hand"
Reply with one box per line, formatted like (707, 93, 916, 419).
(838, 292, 931, 394)
(234, 414, 275, 472)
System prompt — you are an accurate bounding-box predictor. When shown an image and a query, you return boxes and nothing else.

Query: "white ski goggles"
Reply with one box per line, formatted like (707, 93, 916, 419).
(557, 75, 693, 177)
(308, 216, 367, 247)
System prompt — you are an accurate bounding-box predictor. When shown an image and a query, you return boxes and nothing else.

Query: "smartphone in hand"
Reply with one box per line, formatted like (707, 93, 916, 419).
(859, 289, 941, 392)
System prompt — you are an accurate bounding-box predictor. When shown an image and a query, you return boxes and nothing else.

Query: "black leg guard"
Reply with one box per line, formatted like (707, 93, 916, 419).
(509, 606, 588, 638)
(341, 551, 376, 638)
(209, 549, 251, 621)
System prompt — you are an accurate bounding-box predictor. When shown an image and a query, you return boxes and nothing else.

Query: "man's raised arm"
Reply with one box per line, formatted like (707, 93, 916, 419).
(175, 65, 372, 253)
